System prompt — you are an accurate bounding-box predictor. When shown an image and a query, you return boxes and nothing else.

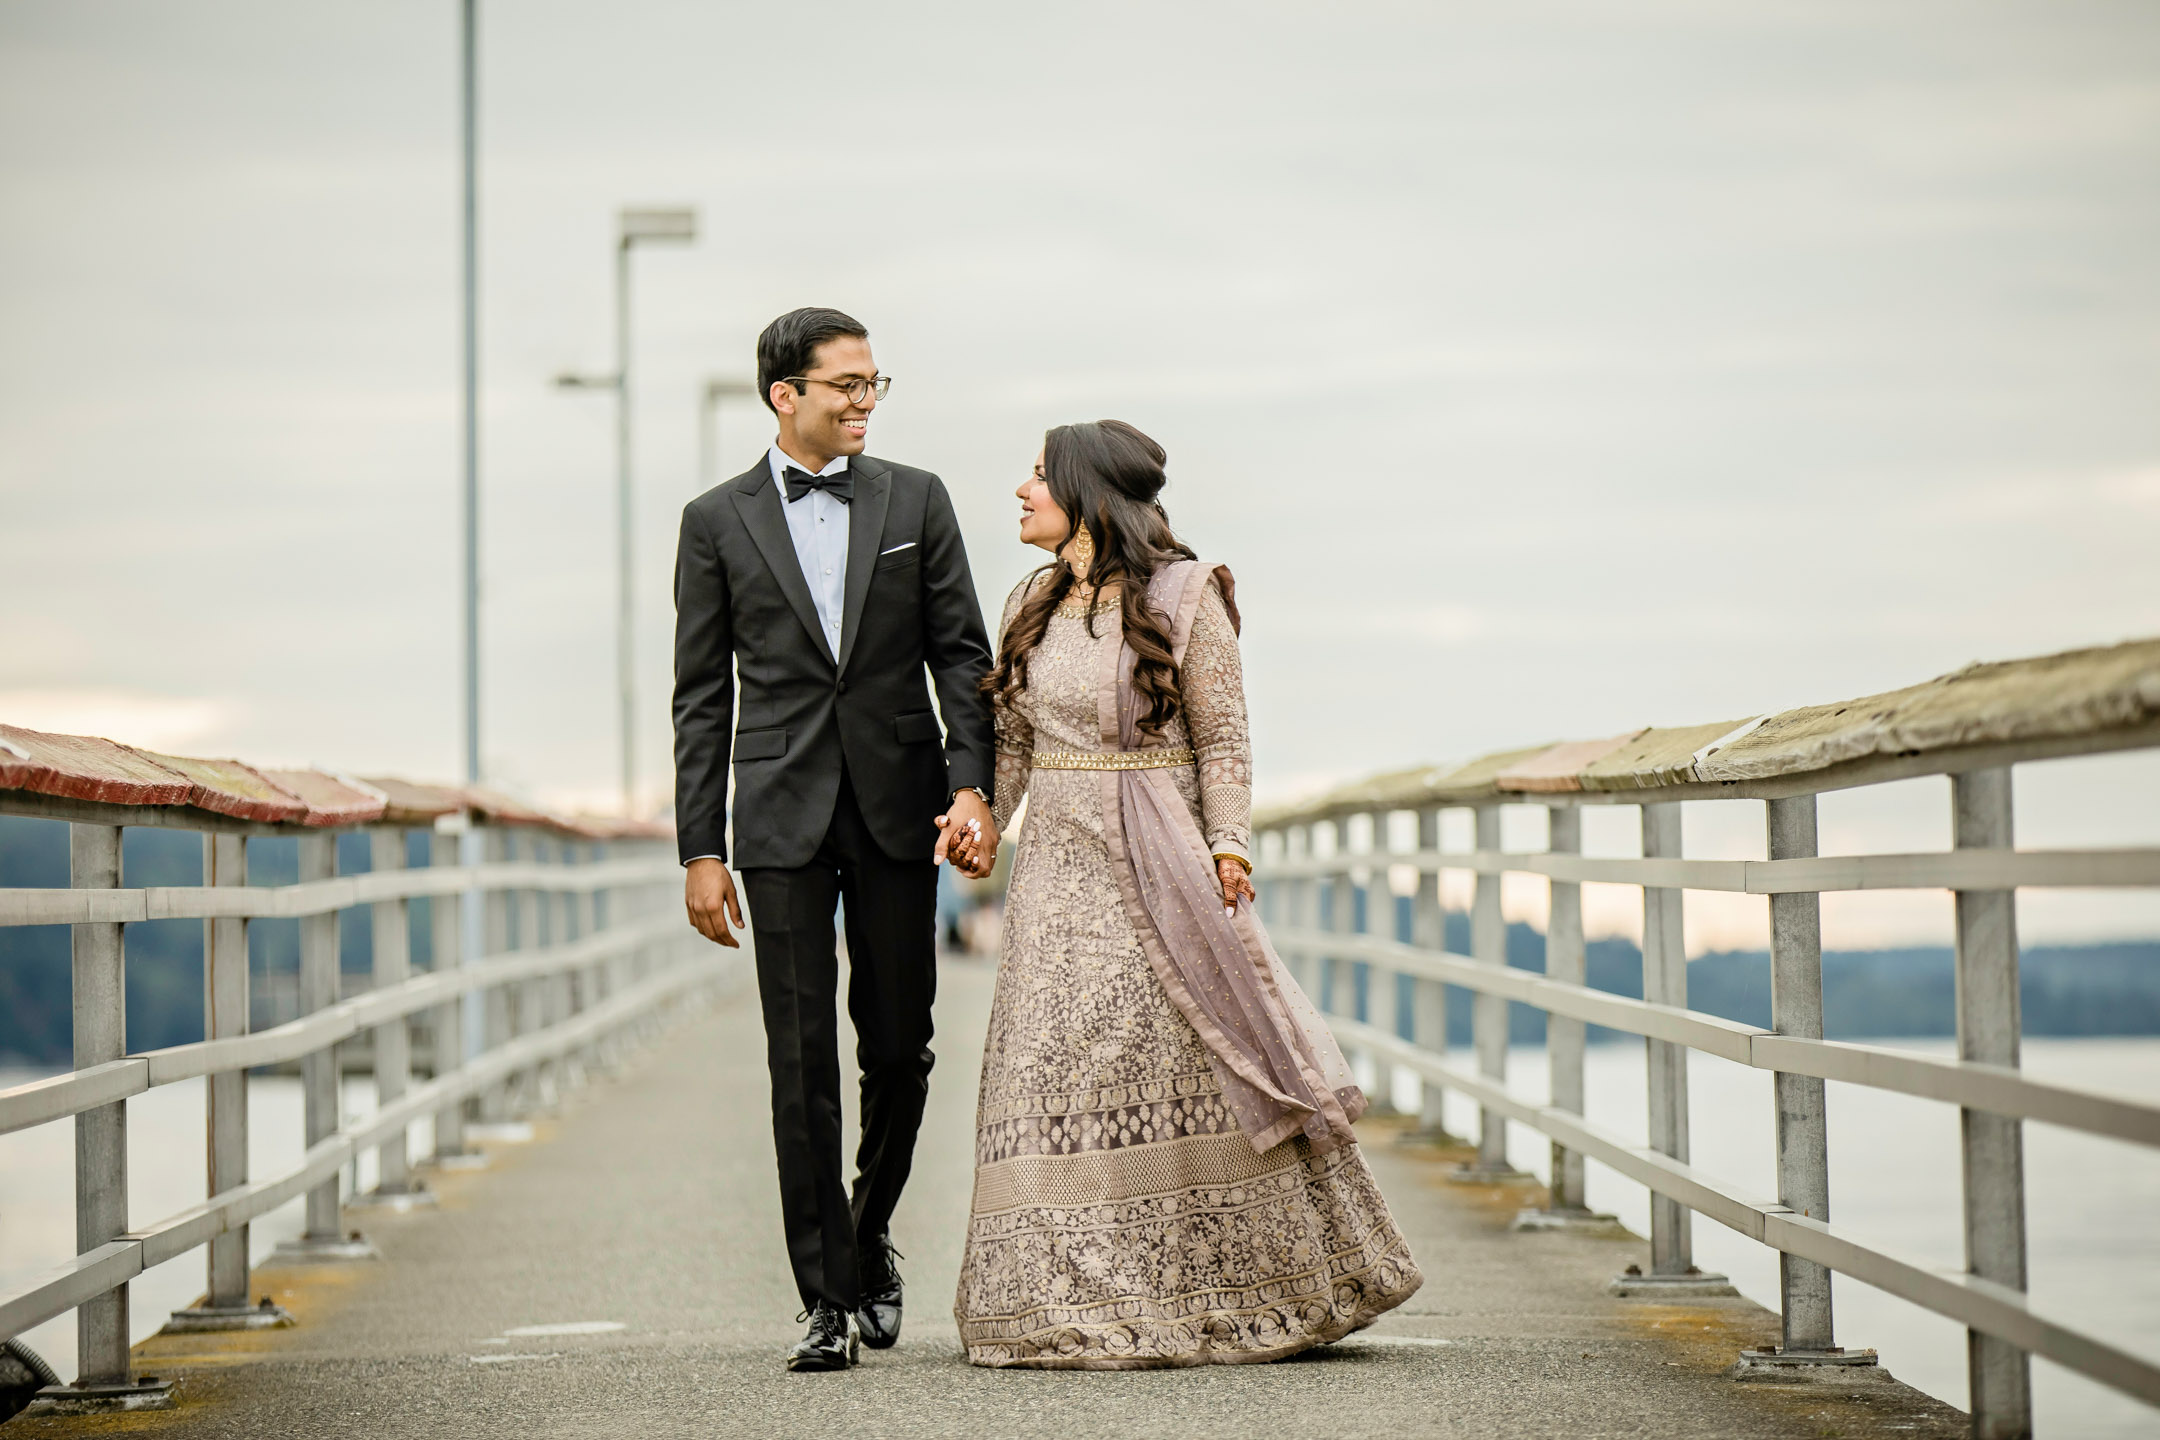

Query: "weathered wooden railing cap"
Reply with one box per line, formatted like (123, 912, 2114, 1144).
(0, 725, 199, 808)
(129, 751, 315, 824)
(1696, 636, 2160, 783)
(1257, 634, 2160, 829)
(1, 723, 388, 827)
(449, 783, 555, 830)
(256, 769, 389, 828)
(567, 813, 676, 841)
(0, 722, 668, 838)
(355, 774, 468, 827)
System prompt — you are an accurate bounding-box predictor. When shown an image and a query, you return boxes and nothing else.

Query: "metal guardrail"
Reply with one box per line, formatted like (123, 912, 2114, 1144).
(1253, 635, 2160, 1438)
(0, 751, 731, 1412)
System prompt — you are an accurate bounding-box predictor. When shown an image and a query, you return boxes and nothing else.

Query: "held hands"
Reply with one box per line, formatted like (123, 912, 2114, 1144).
(1217, 855, 1255, 916)
(684, 857, 744, 948)
(935, 789, 999, 879)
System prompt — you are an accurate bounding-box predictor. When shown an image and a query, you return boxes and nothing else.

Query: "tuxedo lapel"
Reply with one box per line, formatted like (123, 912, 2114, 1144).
(834, 456, 892, 678)
(730, 465, 834, 664)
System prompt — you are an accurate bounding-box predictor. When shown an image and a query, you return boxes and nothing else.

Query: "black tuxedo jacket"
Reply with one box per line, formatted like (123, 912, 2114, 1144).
(671, 453, 996, 869)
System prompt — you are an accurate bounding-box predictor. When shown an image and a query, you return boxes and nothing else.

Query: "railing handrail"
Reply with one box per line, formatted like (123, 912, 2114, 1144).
(1257, 845, 2160, 892)
(0, 854, 685, 928)
(0, 911, 686, 1135)
(1265, 926, 2160, 1148)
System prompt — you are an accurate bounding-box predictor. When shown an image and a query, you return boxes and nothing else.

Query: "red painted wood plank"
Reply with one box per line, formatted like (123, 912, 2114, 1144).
(133, 751, 309, 824)
(357, 776, 468, 828)
(0, 725, 194, 807)
(259, 768, 386, 828)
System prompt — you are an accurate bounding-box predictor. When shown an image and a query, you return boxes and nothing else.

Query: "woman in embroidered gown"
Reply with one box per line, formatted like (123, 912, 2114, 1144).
(950, 420, 1421, 1368)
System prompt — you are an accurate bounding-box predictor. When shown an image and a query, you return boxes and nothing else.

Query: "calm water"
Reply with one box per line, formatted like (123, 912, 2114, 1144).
(5, 1040, 2157, 1435)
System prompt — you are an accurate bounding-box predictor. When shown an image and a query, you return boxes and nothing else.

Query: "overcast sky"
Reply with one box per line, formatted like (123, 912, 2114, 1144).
(3, 1, 2156, 947)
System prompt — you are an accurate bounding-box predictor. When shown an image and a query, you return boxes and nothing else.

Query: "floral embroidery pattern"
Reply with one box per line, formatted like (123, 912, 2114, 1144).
(959, 572, 1423, 1369)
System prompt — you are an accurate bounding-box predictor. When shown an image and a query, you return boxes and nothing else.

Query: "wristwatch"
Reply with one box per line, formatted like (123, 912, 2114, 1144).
(950, 786, 987, 804)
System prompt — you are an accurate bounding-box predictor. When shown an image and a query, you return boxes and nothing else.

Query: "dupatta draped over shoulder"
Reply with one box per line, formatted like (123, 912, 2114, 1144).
(1095, 559, 1367, 1154)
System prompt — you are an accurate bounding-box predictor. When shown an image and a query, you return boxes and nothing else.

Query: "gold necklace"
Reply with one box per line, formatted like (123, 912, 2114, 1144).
(1055, 581, 1118, 618)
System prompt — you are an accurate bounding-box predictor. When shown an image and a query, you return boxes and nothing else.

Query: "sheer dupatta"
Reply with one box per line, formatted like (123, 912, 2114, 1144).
(1093, 560, 1367, 1154)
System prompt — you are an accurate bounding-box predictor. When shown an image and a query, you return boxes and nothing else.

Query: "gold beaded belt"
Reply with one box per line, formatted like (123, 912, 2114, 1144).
(1031, 747, 1196, 772)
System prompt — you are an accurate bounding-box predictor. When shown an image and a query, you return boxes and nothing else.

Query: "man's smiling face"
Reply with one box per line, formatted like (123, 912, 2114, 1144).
(774, 335, 878, 463)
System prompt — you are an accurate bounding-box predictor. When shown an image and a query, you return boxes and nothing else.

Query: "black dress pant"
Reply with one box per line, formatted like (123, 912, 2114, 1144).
(739, 774, 937, 1312)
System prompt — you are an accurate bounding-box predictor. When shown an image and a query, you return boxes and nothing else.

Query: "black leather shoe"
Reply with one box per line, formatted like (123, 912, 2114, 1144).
(784, 1301, 858, 1372)
(855, 1235, 904, 1349)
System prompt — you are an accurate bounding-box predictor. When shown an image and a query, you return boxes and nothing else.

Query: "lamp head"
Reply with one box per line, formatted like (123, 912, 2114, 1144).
(619, 207, 698, 246)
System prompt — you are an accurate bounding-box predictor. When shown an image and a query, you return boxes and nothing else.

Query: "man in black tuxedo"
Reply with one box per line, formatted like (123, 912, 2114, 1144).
(672, 307, 999, 1371)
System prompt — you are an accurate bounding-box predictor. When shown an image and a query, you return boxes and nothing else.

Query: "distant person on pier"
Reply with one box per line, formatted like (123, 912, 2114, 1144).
(943, 420, 1423, 1367)
(671, 307, 999, 1372)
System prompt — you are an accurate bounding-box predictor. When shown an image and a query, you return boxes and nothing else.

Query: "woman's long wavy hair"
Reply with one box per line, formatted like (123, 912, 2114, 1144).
(982, 419, 1197, 739)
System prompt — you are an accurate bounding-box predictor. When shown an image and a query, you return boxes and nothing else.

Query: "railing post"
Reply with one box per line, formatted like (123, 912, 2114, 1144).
(1735, 793, 1876, 1372)
(1643, 803, 1688, 1272)
(299, 834, 341, 1236)
(273, 831, 377, 1261)
(68, 824, 135, 1389)
(515, 831, 546, 1108)
(430, 821, 479, 1166)
(1411, 807, 1449, 1138)
(1464, 803, 1517, 1178)
(1543, 805, 1589, 1212)
(479, 824, 512, 1123)
(206, 833, 250, 1305)
(562, 840, 584, 1073)
(1769, 795, 1834, 1344)
(1284, 825, 1312, 993)
(592, 839, 623, 1073)
(1618, 801, 1730, 1295)
(1328, 856, 1355, 1023)
(1954, 767, 2032, 1439)
(546, 836, 574, 1088)
(167, 833, 289, 1330)
(574, 841, 603, 1076)
(1365, 810, 1399, 1113)
(360, 827, 421, 1202)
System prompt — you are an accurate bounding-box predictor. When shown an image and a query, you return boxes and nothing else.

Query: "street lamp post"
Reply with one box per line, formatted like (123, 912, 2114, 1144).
(460, 0, 480, 791)
(699, 378, 759, 489)
(555, 205, 697, 817)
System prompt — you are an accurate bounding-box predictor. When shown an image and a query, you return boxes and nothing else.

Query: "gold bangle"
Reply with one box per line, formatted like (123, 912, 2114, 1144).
(1212, 852, 1252, 875)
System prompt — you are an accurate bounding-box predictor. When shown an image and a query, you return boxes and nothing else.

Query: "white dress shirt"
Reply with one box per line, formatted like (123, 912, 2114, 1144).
(770, 445, 850, 662)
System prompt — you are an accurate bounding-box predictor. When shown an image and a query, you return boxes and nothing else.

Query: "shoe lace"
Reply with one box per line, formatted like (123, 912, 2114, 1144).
(795, 1301, 847, 1334)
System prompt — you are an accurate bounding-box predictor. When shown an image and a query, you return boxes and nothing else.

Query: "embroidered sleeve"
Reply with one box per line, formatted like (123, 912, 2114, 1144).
(1181, 580, 1251, 862)
(991, 577, 1037, 834)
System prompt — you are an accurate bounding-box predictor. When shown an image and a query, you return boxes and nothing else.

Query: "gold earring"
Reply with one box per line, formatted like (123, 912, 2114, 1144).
(1068, 523, 1094, 580)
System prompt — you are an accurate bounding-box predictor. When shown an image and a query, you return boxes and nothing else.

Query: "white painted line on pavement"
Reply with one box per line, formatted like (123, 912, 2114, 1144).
(503, 1321, 626, 1337)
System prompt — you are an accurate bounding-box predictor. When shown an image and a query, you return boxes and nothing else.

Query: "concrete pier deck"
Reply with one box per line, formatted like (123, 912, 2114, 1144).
(10, 959, 1967, 1439)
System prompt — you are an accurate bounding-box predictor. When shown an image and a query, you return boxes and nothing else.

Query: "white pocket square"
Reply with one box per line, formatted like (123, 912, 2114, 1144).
(879, 542, 917, 556)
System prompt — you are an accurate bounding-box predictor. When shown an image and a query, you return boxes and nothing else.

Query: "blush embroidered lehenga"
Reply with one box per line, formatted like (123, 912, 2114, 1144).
(954, 560, 1422, 1369)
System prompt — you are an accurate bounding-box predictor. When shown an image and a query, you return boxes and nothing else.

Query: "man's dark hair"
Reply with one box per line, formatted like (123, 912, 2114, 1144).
(756, 307, 870, 413)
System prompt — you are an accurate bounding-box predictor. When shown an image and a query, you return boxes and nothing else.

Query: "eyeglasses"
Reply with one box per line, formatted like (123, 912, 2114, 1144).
(784, 373, 892, 406)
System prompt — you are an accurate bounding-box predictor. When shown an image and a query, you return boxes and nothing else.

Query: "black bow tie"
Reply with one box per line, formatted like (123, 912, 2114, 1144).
(783, 466, 853, 504)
